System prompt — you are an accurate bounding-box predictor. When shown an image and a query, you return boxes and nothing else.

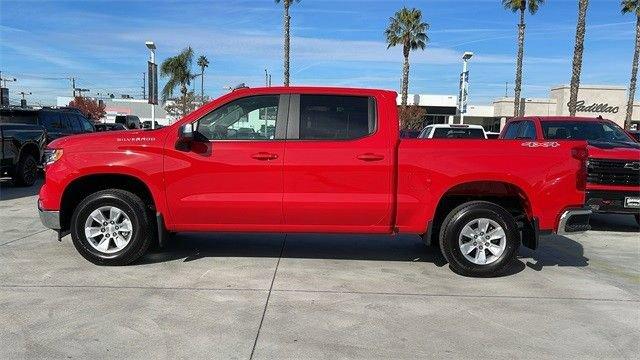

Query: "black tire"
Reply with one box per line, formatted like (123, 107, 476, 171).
(70, 189, 153, 265)
(14, 153, 38, 186)
(439, 201, 520, 277)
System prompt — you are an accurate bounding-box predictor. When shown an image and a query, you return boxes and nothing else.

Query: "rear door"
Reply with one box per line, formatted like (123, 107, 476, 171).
(282, 93, 393, 233)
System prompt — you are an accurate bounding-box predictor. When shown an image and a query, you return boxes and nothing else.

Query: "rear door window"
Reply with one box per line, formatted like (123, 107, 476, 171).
(40, 111, 63, 131)
(63, 114, 81, 132)
(502, 121, 522, 139)
(294, 95, 376, 140)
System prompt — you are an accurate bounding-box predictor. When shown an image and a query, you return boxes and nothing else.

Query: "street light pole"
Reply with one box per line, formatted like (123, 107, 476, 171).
(146, 41, 157, 129)
(459, 52, 473, 124)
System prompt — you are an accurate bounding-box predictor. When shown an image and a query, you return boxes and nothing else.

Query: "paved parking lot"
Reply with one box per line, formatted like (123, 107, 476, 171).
(1, 179, 639, 359)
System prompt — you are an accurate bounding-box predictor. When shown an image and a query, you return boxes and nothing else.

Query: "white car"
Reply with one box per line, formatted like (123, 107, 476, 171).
(418, 124, 487, 139)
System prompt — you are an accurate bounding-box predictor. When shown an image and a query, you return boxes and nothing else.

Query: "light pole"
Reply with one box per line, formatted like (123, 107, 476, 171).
(146, 41, 157, 129)
(459, 51, 473, 124)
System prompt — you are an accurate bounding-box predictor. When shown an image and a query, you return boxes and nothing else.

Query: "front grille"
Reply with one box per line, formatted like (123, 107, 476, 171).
(587, 158, 640, 186)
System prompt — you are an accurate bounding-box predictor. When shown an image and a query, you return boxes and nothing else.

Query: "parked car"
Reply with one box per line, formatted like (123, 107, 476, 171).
(1, 123, 46, 186)
(628, 130, 640, 142)
(38, 87, 591, 276)
(500, 116, 640, 225)
(141, 120, 163, 129)
(0, 107, 95, 143)
(399, 129, 421, 138)
(418, 124, 487, 139)
(95, 123, 127, 132)
(115, 115, 141, 130)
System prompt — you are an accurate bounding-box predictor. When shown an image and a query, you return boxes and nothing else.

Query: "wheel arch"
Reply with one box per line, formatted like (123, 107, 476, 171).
(19, 142, 41, 163)
(423, 180, 535, 247)
(60, 173, 157, 232)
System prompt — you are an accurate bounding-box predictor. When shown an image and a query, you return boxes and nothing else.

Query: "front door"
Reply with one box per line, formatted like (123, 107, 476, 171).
(164, 94, 287, 231)
(282, 93, 393, 233)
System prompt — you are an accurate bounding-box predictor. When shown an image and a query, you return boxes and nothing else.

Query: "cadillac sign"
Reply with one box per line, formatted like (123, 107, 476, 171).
(568, 100, 620, 114)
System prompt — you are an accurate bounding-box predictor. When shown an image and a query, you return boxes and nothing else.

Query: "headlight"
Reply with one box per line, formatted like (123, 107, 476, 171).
(44, 149, 63, 165)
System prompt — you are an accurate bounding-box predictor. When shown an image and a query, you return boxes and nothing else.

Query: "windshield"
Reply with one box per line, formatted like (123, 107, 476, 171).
(541, 121, 633, 142)
(432, 128, 485, 139)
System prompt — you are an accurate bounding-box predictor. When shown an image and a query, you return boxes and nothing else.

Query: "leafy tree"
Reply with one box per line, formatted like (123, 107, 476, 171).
(568, 0, 589, 116)
(622, 0, 640, 129)
(398, 105, 427, 130)
(502, 0, 545, 117)
(385, 7, 429, 107)
(197, 55, 210, 102)
(164, 91, 198, 120)
(160, 47, 195, 116)
(67, 96, 106, 123)
(275, 0, 300, 86)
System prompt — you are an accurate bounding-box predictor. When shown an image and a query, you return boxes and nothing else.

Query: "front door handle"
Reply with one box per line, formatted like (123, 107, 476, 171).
(356, 153, 385, 162)
(251, 152, 278, 161)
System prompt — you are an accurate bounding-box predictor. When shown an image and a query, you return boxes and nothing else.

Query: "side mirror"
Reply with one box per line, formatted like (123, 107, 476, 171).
(176, 123, 194, 151)
(179, 123, 194, 141)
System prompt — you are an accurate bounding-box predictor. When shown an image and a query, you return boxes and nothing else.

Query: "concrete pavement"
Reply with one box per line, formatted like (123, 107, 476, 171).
(1, 179, 638, 359)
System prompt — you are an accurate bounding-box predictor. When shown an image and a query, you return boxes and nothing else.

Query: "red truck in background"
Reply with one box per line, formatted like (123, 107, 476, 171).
(39, 87, 591, 277)
(500, 116, 640, 226)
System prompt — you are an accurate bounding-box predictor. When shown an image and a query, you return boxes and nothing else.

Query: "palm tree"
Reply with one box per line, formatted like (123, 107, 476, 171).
(503, 0, 545, 117)
(160, 46, 194, 116)
(385, 7, 429, 107)
(568, 0, 590, 116)
(622, 0, 640, 129)
(275, 0, 300, 86)
(197, 55, 210, 102)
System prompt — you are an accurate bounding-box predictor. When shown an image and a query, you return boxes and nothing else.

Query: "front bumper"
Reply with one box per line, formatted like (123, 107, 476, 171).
(586, 190, 640, 214)
(38, 205, 61, 230)
(557, 207, 592, 235)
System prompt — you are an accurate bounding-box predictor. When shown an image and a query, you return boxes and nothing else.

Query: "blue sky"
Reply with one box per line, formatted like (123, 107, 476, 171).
(0, 0, 636, 106)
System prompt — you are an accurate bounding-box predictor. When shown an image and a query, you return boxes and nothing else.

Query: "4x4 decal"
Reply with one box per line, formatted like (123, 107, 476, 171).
(521, 141, 560, 148)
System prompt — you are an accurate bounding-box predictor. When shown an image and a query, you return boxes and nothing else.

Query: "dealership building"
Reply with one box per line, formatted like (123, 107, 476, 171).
(57, 96, 171, 125)
(403, 84, 640, 132)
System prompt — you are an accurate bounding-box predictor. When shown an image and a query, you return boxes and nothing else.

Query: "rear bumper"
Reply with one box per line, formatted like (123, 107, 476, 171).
(557, 207, 592, 235)
(586, 190, 640, 214)
(38, 205, 61, 230)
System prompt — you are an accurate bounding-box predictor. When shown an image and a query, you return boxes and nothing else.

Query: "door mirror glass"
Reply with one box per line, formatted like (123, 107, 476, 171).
(179, 123, 194, 140)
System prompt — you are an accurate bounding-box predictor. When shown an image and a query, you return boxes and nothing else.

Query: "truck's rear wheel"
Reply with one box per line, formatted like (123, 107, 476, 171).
(70, 189, 152, 265)
(14, 153, 38, 186)
(439, 201, 519, 277)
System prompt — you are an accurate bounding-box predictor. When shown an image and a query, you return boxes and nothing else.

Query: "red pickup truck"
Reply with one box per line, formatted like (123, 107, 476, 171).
(500, 116, 640, 225)
(39, 87, 591, 276)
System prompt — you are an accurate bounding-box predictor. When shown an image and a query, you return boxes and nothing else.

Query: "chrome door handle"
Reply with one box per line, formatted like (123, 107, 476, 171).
(251, 152, 278, 161)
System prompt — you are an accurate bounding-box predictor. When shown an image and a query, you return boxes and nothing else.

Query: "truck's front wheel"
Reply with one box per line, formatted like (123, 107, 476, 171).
(14, 153, 38, 187)
(70, 189, 153, 265)
(439, 201, 519, 277)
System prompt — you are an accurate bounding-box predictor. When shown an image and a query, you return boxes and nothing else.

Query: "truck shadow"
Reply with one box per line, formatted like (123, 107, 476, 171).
(143, 233, 448, 265)
(0, 178, 43, 201)
(520, 235, 589, 271)
(139, 232, 589, 276)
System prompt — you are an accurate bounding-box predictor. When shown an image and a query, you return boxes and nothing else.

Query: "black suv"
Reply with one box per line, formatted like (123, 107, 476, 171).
(0, 107, 95, 143)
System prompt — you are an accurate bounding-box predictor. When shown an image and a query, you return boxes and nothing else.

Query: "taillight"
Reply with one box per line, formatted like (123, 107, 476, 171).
(572, 147, 588, 191)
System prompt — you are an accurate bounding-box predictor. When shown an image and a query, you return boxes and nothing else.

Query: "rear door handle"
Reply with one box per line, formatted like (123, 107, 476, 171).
(251, 152, 278, 161)
(356, 153, 385, 161)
